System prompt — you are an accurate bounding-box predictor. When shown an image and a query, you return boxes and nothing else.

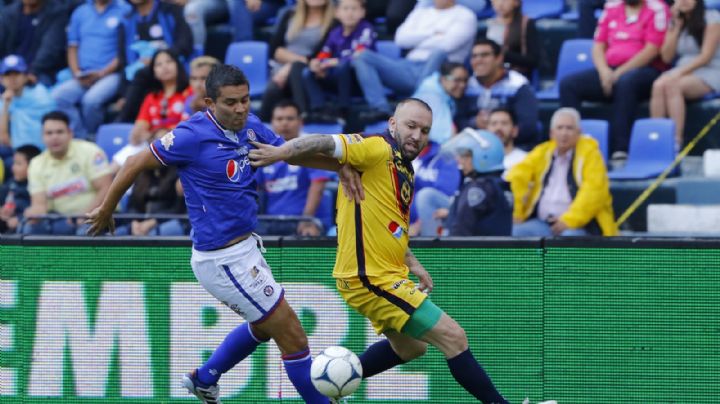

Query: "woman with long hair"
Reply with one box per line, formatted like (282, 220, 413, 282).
(486, 0, 541, 78)
(128, 49, 190, 146)
(259, 0, 335, 120)
(650, 0, 720, 147)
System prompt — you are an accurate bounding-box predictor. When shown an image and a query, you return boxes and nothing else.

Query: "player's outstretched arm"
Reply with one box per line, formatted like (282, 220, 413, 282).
(249, 135, 337, 167)
(85, 148, 162, 236)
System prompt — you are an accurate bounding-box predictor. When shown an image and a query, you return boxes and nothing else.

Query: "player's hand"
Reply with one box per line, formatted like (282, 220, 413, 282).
(246, 0, 261, 12)
(599, 68, 614, 97)
(338, 164, 365, 202)
(248, 141, 289, 167)
(85, 206, 115, 236)
(410, 264, 433, 294)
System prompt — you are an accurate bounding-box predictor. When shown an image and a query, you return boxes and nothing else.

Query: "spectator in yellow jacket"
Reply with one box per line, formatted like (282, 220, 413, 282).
(507, 107, 618, 236)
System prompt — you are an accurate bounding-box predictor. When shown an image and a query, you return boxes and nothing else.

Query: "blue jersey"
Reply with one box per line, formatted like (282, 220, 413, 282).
(256, 162, 331, 216)
(150, 111, 284, 250)
(410, 141, 461, 222)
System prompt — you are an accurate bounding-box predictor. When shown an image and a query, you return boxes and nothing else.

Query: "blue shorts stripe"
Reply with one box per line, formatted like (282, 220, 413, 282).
(222, 265, 266, 315)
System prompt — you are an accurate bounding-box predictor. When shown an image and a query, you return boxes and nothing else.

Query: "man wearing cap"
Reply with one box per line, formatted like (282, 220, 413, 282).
(51, 0, 129, 139)
(0, 54, 56, 152)
(0, 0, 68, 85)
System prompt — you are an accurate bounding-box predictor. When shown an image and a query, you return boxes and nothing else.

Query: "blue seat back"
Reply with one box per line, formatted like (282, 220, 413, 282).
(627, 118, 675, 164)
(303, 123, 343, 135)
(95, 123, 133, 160)
(555, 39, 594, 85)
(225, 41, 268, 97)
(580, 119, 609, 162)
(523, 0, 565, 19)
(364, 121, 388, 135)
(375, 40, 401, 59)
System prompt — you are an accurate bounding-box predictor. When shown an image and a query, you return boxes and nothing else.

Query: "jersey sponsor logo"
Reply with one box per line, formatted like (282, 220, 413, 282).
(264, 175, 298, 193)
(263, 285, 274, 296)
(226, 160, 242, 182)
(392, 279, 407, 289)
(388, 221, 404, 238)
(160, 132, 175, 151)
(47, 178, 89, 199)
(390, 150, 415, 219)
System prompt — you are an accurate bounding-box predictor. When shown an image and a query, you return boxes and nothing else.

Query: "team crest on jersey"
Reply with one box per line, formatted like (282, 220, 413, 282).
(263, 285, 274, 296)
(160, 132, 175, 151)
(247, 128, 257, 142)
(226, 160, 242, 182)
(388, 221, 404, 238)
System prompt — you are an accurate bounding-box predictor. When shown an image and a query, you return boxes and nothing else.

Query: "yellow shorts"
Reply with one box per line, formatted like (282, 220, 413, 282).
(336, 274, 428, 335)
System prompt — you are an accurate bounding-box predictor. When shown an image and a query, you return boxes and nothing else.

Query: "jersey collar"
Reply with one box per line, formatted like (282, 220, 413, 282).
(205, 110, 239, 143)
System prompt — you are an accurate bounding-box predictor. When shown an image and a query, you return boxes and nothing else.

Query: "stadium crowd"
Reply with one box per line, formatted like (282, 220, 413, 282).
(0, 0, 718, 237)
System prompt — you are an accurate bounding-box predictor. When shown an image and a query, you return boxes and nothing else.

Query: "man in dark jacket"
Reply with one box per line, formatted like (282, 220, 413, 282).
(0, 0, 70, 85)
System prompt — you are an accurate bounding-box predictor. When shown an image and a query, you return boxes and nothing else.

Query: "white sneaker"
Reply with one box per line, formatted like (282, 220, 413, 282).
(182, 369, 222, 404)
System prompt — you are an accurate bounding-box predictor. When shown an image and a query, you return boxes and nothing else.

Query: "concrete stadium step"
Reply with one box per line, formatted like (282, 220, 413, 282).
(647, 204, 720, 235)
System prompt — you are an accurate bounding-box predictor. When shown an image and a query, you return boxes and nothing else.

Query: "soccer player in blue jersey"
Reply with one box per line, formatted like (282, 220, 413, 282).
(86, 64, 360, 404)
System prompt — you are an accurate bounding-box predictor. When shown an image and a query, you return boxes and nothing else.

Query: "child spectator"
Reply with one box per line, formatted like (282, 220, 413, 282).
(303, 0, 376, 122)
(650, 0, 720, 148)
(0, 55, 56, 151)
(0, 145, 41, 233)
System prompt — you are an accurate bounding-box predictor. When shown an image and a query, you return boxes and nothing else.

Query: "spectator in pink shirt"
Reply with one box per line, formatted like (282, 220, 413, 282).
(559, 0, 671, 161)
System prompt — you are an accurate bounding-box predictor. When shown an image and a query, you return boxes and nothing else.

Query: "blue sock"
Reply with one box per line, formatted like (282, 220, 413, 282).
(446, 349, 508, 404)
(197, 322, 266, 385)
(359, 339, 405, 378)
(282, 349, 330, 404)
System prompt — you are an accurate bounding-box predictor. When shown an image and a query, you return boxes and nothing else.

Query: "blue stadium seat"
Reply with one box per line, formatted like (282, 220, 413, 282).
(225, 41, 268, 97)
(95, 123, 133, 160)
(608, 119, 676, 180)
(364, 121, 388, 134)
(580, 119, 609, 162)
(537, 39, 594, 100)
(316, 187, 336, 232)
(375, 40, 401, 59)
(522, 0, 565, 19)
(303, 123, 343, 135)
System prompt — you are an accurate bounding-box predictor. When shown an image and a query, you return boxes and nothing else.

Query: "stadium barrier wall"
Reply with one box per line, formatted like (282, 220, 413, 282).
(1, 236, 719, 403)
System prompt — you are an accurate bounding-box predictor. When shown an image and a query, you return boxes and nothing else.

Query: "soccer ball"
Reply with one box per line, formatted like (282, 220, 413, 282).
(310, 346, 363, 399)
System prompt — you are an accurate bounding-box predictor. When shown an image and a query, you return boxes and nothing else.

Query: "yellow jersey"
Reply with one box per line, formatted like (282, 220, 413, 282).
(333, 133, 414, 279)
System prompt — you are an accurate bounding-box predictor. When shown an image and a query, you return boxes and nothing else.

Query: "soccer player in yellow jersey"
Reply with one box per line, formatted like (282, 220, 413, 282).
(250, 99, 516, 403)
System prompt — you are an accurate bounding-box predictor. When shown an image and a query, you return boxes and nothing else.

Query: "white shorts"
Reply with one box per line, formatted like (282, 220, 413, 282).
(191, 234, 284, 323)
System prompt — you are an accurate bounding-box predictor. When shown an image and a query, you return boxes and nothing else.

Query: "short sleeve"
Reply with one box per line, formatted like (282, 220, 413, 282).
(644, 5, 670, 47)
(85, 145, 112, 181)
(150, 126, 199, 166)
(706, 10, 720, 24)
(594, 7, 609, 43)
(67, 7, 82, 46)
(27, 159, 45, 195)
(254, 122, 285, 147)
(336, 134, 390, 171)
